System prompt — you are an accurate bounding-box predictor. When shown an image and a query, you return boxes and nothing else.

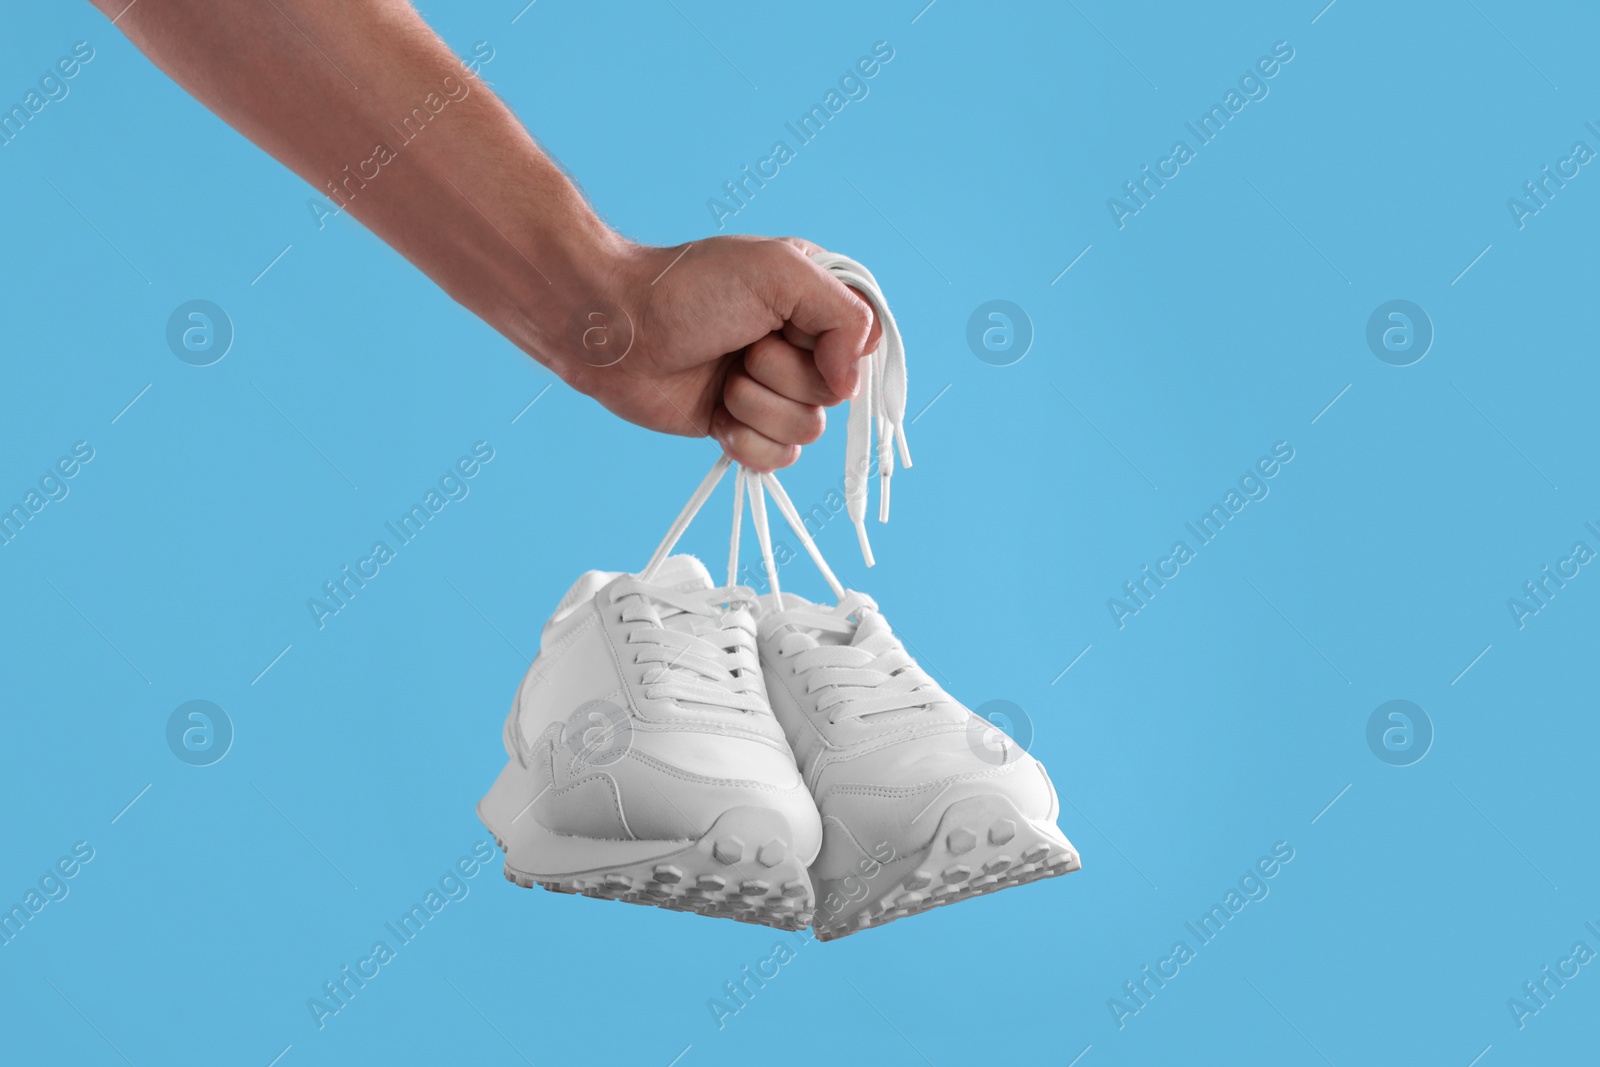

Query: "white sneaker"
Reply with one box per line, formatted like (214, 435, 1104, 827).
(477, 247, 900, 933)
(755, 585, 1080, 941)
(717, 451, 1079, 943)
(723, 250, 1077, 939)
(477, 493, 823, 930)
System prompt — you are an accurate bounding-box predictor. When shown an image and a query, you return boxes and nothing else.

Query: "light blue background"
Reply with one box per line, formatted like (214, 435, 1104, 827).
(3, 1, 1597, 1065)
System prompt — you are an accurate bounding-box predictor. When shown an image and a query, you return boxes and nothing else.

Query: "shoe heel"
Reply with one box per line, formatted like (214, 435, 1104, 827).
(476, 754, 534, 850)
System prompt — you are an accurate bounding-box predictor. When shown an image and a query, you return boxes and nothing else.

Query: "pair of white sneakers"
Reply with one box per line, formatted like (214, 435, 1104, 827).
(477, 254, 1079, 940)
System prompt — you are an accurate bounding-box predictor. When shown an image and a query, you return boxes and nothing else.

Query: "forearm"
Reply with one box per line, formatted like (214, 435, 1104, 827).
(93, 0, 626, 376)
(93, 0, 880, 470)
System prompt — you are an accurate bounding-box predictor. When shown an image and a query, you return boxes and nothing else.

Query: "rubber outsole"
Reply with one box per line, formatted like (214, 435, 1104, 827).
(477, 757, 816, 931)
(811, 792, 1080, 941)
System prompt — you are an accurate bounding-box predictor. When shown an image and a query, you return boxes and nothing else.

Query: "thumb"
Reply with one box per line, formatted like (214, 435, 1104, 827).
(766, 244, 877, 401)
(782, 310, 883, 364)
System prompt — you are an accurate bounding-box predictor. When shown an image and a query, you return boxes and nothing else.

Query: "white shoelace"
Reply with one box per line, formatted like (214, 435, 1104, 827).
(640, 457, 940, 723)
(608, 575, 767, 714)
(807, 251, 913, 568)
(637, 251, 935, 723)
(642, 250, 910, 586)
(771, 592, 944, 723)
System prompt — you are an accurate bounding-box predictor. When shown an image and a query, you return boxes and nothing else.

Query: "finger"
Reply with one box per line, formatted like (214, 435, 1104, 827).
(864, 306, 883, 354)
(776, 245, 883, 371)
(711, 405, 800, 472)
(758, 244, 875, 401)
(811, 280, 879, 400)
(724, 364, 827, 446)
(789, 306, 881, 356)
(746, 333, 838, 407)
(781, 322, 817, 351)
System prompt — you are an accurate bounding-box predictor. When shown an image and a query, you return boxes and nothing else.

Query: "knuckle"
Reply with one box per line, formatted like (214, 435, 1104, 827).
(724, 370, 758, 411)
(718, 419, 751, 456)
(744, 334, 781, 374)
(766, 236, 808, 263)
(757, 443, 799, 472)
(840, 289, 872, 333)
(795, 406, 826, 445)
(754, 238, 804, 279)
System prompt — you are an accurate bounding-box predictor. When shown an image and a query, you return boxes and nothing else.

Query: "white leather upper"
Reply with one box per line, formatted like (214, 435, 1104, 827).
(509, 559, 820, 855)
(755, 592, 1058, 848)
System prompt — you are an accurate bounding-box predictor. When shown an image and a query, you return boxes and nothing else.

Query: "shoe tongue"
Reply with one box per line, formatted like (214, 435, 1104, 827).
(648, 553, 714, 592)
(852, 609, 890, 645)
(643, 554, 732, 638)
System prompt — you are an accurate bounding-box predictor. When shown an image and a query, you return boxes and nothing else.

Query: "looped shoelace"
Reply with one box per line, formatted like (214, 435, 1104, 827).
(642, 250, 910, 587)
(636, 251, 938, 723)
(807, 251, 913, 568)
(639, 459, 940, 723)
(607, 574, 768, 714)
(774, 591, 945, 724)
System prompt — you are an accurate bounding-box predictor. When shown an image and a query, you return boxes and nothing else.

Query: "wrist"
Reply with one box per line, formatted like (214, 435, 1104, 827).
(476, 204, 614, 371)
(489, 213, 649, 391)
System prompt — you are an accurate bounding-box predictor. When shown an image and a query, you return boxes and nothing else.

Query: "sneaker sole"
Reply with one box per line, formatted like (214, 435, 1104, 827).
(811, 792, 1080, 941)
(477, 757, 816, 931)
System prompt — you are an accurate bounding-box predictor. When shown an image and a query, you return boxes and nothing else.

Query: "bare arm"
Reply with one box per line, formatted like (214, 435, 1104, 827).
(92, 0, 878, 469)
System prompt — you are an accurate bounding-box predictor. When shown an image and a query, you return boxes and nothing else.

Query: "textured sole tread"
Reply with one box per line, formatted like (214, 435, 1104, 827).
(812, 794, 1079, 941)
(485, 822, 814, 932)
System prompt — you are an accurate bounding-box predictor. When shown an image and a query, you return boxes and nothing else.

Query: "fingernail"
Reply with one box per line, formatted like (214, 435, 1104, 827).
(846, 365, 861, 398)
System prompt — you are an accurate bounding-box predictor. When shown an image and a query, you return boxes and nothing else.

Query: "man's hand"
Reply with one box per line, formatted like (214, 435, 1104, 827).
(555, 236, 881, 472)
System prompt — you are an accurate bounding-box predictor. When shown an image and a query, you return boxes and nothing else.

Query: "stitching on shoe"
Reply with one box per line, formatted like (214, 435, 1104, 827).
(819, 763, 1017, 804)
(814, 720, 973, 775)
(519, 609, 599, 713)
(624, 748, 805, 794)
(759, 650, 834, 790)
